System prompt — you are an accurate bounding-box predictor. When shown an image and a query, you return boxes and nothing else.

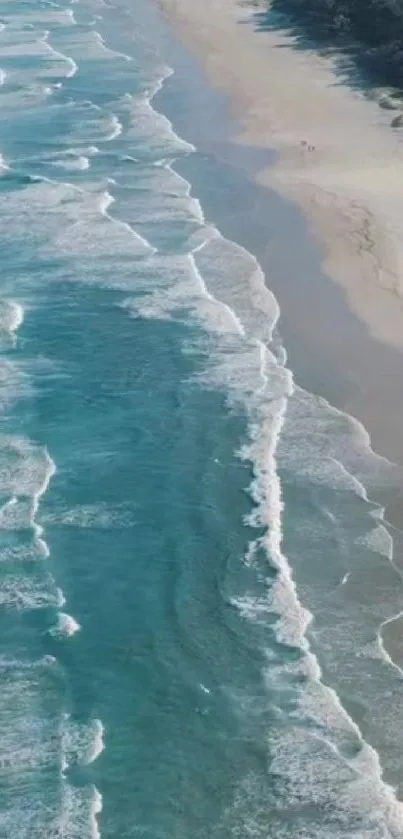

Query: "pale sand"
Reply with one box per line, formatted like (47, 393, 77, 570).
(157, 0, 403, 351)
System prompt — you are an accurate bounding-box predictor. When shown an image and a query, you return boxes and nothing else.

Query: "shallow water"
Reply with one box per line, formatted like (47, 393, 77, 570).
(0, 0, 403, 837)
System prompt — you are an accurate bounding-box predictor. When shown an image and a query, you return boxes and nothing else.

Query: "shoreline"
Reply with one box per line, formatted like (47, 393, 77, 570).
(156, 0, 403, 349)
(153, 0, 403, 482)
(145, 8, 403, 801)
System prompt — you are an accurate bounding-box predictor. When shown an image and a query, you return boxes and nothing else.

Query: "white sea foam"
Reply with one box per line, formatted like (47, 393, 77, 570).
(66, 8, 77, 23)
(163, 161, 205, 223)
(19, 142, 98, 176)
(98, 189, 154, 252)
(0, 429, 58, 570)
(194, 234, 280, 343)
(0, 651, 62, 839)
(114, 158, 206, 225)
(44, 101, 118, 145)
(63, 717, 105, 768)
(356, 521, 394, 559)
(123, 245, 251, 334)
(0, 496, 31, 531)
(110, 159, 212, 252)
(91, 787, 103, 839)
(0, 300, 24, 345)
(59, 784, 103, 839)
(12, 7, 76, 28)
(0, 463, 95, 839)
(42, 31, 78, 79)
(0, 175, 152, 264)
(0, 575, 64, 610)
(122, 85, 195, 160)
(0, 20, 401, 832)
(104, 114, 122, 142)
(376, 605, 403, 677)
(6, 300, 23, 333)
(116, 72, 403, 832)
(116, 157, 279, 338)
(93, 30, 132, 62)
(114, 88, 403, 828)
(147, 64, 175, 101)
(53, 153, 90, 171)
(49, 611, 81, 638)
(42, 501, 137, 528)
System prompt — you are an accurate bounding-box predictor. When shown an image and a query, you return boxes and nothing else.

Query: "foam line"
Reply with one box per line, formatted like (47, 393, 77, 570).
(93, 30, 132, 62)
(104, 115, 122, 142)
(42, 30, 78, 78)
(99, 189, 155, 252)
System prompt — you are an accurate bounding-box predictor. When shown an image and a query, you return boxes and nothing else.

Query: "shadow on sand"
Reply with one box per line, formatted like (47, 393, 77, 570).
(238, 0, 403, 112)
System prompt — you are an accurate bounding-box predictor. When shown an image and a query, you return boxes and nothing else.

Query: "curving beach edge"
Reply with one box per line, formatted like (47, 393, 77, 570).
(156, 0, 403, 355)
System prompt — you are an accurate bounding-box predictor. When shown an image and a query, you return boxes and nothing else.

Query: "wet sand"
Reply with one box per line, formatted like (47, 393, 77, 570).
(142, 0, 403, 790)
(157, 0, 403, 347)
(154, 0, 403, 493)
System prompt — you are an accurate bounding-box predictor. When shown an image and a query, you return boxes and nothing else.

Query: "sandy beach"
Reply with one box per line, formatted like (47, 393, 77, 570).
(153, 0, 403, 484)
(157, 0, 403, 352)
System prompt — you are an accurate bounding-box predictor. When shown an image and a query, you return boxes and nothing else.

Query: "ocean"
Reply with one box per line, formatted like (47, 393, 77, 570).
(1, 0, 403, 836)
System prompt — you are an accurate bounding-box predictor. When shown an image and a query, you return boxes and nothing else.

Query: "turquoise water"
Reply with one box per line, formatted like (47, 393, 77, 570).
(1, 0, 403, 836)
